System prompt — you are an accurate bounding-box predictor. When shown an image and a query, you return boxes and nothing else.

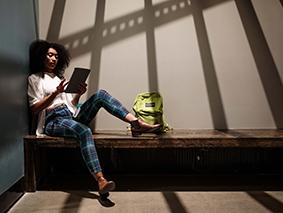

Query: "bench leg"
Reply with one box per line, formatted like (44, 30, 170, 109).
(24, 139, 37, 192)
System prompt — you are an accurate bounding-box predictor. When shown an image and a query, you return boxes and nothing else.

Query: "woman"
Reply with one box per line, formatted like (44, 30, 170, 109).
(27, 40, 160, 194)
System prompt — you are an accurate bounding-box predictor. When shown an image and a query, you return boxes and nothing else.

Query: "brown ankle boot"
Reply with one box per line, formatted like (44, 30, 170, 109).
(97, 177, 116, 194)
(130, 119, 161, 136)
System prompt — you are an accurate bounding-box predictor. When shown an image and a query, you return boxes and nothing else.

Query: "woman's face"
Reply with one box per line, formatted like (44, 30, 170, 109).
(45, 48, 58, 72)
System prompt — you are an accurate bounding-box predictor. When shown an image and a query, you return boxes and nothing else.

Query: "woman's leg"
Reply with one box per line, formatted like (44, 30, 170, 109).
(75, 89, 161, 135)
(45, 117, 115, 192)
(75, 89, 131, 125)
(45, 118, 102, 173)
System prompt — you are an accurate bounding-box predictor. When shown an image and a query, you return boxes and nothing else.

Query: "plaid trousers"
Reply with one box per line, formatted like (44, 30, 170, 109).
(44, 89, 129, 173)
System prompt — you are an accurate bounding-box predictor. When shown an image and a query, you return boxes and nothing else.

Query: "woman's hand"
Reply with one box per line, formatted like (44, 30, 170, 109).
(71, 83, 87, 106)
(55, 79, 69, 94)
(76, 82, 87, 96)
(31, 79, 69, 114)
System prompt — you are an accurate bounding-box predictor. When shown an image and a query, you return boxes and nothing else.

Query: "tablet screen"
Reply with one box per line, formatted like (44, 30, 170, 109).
(65, 67, 91, 93)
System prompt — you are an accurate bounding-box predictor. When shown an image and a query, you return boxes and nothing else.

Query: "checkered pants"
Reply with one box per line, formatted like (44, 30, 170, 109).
(44, 89, 129, 173)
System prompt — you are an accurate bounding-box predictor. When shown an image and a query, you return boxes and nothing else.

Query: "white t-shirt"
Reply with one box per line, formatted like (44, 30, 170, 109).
(28, 72, 78, 135)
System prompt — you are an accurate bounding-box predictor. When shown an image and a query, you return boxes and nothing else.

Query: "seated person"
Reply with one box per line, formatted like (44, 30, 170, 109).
(27, 40, 160, 194)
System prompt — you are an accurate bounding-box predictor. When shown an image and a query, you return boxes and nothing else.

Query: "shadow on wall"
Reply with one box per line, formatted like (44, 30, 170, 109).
(235, 0, 283, 128)
(0, 55, 28, 137)
(45, 0, 283, 129)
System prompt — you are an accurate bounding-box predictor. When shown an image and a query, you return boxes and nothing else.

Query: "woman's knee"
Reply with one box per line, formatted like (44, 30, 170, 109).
(88, 89, 109, 103)
(78, 127, 95, 149)
(96, 89, 109, 99)
(79, 126, 92, 138)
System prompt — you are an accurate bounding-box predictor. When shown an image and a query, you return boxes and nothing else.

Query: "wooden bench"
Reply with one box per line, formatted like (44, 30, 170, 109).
(24, 129, 283, 192)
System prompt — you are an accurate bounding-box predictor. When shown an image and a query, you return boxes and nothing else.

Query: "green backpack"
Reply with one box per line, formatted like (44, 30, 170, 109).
(133, 92, 170, 132)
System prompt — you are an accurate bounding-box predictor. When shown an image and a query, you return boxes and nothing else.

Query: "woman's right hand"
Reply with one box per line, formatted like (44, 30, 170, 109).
(31, 79, 69, 114)
(55, 79, 69, 94)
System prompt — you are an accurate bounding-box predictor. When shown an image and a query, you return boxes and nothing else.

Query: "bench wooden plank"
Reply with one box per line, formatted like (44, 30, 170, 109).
(24, 129, 283, 148)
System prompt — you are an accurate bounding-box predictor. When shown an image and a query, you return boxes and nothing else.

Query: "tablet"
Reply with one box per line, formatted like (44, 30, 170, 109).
(65, 67, 91, 93)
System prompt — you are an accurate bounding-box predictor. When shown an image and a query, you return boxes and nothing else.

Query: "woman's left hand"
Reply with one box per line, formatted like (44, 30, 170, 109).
(77, 82, 87, 96)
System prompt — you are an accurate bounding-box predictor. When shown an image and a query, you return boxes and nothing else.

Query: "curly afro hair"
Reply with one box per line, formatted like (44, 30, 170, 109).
(29, 40, 70, 78)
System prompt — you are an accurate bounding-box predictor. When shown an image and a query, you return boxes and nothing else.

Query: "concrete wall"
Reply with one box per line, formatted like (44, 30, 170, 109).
(38, 0, 283, 130)
(0, 0, 37, 195)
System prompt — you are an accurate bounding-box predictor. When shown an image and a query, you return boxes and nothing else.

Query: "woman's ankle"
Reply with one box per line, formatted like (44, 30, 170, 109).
(125, 113, 138, 123)
(93, 171, 105, 182)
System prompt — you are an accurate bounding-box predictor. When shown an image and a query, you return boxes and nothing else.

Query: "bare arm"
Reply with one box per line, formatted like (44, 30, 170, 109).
(31, 79, 68, 114)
